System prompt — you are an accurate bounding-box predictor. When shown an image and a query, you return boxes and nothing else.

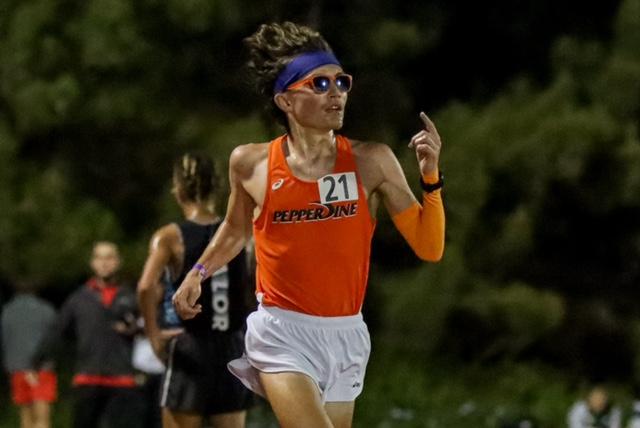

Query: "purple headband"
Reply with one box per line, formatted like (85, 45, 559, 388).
(273, 51, 341, 94)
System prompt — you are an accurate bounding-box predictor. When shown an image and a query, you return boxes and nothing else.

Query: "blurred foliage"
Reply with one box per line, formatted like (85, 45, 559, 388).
(0, 0, 638, 406)
(447, 281, 565, 361)
(355, 350, 606, 427)
(373, 0, 639, 384)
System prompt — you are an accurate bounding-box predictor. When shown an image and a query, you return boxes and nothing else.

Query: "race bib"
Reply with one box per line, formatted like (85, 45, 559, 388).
(318, 172, 358, 204)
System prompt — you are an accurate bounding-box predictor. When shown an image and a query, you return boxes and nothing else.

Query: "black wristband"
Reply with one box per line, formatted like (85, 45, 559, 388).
(420, 171, 444, 193)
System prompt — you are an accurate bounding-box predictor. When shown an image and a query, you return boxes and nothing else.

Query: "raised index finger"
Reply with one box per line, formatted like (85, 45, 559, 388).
(419, 112, 440, 139)
(419, 112, 432, 131)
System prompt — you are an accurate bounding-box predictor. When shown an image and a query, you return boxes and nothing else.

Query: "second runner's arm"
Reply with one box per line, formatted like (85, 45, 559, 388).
(137, 226, 182, 360)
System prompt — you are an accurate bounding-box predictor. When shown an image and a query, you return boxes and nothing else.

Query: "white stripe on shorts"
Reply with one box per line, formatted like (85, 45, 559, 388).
(160, 337, 178, 407)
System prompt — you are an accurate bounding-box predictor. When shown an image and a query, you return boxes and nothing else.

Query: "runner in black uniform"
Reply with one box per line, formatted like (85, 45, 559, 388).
(138, 152, 253, 428)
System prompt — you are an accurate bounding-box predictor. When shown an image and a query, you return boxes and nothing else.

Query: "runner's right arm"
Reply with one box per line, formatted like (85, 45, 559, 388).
(173, 145, 257, 320)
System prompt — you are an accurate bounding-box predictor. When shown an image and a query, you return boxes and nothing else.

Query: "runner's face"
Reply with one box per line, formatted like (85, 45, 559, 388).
(90, 243, 121, 280)
(284, 65, 348, 131)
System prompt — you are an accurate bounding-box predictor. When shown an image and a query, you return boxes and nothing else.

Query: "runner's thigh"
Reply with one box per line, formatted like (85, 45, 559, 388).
(259, 371, 332, 428)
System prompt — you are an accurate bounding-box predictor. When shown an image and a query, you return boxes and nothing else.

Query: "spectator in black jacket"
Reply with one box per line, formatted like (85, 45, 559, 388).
(37, 241, 141, 428)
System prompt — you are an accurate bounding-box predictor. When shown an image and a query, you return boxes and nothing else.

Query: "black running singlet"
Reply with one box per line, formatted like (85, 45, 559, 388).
(160, 221, 250, 334)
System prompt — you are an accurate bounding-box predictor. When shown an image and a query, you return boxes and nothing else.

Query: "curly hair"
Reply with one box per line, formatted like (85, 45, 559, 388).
(172, 152, 219, 209)
(244, 22, 333, 129)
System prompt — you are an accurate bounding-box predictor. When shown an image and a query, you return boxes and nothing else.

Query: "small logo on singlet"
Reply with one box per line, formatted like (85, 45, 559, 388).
(271, 178, 284, 191)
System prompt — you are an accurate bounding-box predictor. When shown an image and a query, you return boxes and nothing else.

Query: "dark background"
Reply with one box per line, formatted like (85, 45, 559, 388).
(1, 0, 639, 425)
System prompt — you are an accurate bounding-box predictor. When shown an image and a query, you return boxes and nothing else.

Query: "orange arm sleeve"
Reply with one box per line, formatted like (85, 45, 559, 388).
(391, 179, 445, 261)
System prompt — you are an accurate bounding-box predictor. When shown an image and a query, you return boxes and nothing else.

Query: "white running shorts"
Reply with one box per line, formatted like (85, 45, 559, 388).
(228, 304, 371, 403)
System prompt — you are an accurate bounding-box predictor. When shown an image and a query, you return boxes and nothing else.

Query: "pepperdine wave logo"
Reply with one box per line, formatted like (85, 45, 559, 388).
(272, 201, 358, 224)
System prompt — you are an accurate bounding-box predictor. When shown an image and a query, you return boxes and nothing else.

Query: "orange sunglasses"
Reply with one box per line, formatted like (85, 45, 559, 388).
(287, 73, 353, 94)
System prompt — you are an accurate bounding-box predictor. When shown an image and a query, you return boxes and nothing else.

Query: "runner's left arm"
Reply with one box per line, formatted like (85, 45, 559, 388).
(375, 113, 445, 261)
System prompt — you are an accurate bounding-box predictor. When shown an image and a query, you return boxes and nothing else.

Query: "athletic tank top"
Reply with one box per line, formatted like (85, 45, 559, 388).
(160, 221, 250, 334)
(253, 135, 376, 316)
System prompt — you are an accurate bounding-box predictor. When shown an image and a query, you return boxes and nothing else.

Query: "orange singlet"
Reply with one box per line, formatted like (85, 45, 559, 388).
(253, 135, 376, 316)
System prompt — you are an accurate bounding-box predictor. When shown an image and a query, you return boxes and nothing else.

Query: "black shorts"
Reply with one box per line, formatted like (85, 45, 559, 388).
(160, 330, 253, 415)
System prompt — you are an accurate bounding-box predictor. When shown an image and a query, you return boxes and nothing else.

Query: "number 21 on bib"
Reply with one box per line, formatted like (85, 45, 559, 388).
(318, 172, 359, 204)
